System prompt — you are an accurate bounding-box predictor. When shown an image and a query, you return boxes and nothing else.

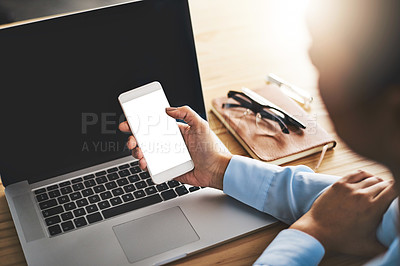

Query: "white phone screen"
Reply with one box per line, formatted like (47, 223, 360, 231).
(122, 89, 191, 176)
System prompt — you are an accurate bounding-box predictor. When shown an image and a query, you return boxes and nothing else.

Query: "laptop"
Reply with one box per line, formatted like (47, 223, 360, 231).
(0, 0, 276, 265)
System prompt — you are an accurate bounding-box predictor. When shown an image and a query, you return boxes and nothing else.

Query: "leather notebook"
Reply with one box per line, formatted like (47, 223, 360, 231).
(211, 85, 336, 165)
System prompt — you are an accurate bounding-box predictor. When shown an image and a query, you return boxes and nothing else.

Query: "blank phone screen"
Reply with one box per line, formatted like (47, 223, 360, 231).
(122, 89, 192, 176)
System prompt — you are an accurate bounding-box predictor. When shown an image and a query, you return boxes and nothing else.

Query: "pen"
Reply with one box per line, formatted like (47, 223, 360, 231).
(266, 73, 313, 108)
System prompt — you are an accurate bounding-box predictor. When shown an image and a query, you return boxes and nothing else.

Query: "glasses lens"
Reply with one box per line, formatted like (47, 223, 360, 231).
(255, 113, 281, 136)
(223, 98, 254, 119)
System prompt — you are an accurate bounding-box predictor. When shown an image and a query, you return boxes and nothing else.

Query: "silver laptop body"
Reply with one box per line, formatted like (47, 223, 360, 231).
(1, 1, 276, 265)
(5, 155, 276, 265)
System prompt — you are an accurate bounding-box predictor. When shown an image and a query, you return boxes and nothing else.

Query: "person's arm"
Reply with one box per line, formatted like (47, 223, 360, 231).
(223, 155, 339, 224)
(224, 155, 397, 265)
(119, 106, 397, 264)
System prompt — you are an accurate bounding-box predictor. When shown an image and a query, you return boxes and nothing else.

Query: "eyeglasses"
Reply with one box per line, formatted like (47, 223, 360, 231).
(222, 90, 305, 135)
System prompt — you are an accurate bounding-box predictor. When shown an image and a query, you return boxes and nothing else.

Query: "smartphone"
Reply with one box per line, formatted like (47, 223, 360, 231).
(118, 81, 194, 184)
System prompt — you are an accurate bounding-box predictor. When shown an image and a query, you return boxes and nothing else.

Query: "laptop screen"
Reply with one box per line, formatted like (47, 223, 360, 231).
(0, 0, 205, 186)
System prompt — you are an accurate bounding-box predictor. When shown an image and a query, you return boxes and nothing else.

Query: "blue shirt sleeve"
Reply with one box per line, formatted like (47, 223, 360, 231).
(222, 155, 399, 265)
(223, 155, 339, 224)
(253, 229, 325, 266)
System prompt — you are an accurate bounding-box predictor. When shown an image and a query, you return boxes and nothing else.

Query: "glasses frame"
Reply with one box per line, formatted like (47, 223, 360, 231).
(222, 90, 305, 134)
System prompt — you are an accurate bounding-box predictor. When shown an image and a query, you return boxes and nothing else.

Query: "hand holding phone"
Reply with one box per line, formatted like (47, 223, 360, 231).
(119, 82, 194, 184)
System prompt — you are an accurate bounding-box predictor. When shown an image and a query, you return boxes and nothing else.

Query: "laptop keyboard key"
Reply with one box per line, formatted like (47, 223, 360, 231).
(156, 183, 168, 192)
(82, 188, 94, 197)
(72, 183, 84, 191)
(70, 192, 82, 200)
(71, 177, 83, 184)
(168, 180, 180, 188)
(146, 178, 154, 186)
(117, 178, 129, 186)
(60, 186, 73, 195)
(59, 181, 71, 187)
(95, 176, 108, 184)
(73, 208, 86, 217)
(87, 212, 103, 224)
(48, 224, 62, 236)
(84, 179, 96, 188)
(76, 198, 89, 207)
(112, 188, 124, 197)
(83, 174, 95, 180)
(130, 161, 139, 166)
(39, 199, 58, 210)
(61, 212, 74, 221)
(175, 186, 189, 196)
(102, 194, 162, 219)
(135, 181, 147, 189)
(119, 169, 131, 177)
(145, 186, 157, 195)
(57, 195, 70, 205)
(122, 193, 134, 202)
(93, 185, 106, 193)
(107, 173, 119, 181)
(110, 197, 122, 206)
(88, 195, 101, 204)
(100, 191, 113, 200)
(61, 221, 74, 232)
(123, 184, 136, 193)
(133, 190, 145, 199)
(107, 167, 118, 173)
(74, 217, 87, 228)
(105, 181, 117, 190)
(34, 188, 46, 195)
(118, 164, 130, 170)
(95, 171, 107, 177)
(189, 186, 200, 192)
(42, 206, 63, 218)
(129, 167, 141, 174)
(98, 200, 111, 210)
(161, 189, 177, 201)
(36, 193, 49, 202)
(139, 172, 150, 179)
(48, 190, 61, 198)
(64, 202, 77, 211)
(128, 175, 140, 183)
(86, 204, 98, 213)
(45, 215, 61, 226)
(47, 185, 59, 191)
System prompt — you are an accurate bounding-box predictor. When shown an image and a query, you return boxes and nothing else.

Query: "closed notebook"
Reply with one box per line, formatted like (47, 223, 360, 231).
(211, 85, 336, 165)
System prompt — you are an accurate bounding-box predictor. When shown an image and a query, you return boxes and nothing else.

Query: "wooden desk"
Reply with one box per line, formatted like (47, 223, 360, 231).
(0, 0, 392, 265)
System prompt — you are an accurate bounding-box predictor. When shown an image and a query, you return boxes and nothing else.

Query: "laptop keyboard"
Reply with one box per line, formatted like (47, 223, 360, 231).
(32, 161, 201, 237)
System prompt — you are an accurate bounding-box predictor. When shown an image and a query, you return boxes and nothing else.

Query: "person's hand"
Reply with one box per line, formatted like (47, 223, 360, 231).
(119, 106, 232, 190)
(290, 170, 397, 257)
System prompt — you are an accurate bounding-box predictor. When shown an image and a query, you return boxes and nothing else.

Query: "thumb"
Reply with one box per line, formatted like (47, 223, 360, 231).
(165, 106, 203, 129)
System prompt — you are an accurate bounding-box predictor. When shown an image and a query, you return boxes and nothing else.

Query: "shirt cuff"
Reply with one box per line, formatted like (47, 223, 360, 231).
(254, 229, 325, 266)
(223, 155, 281, 211)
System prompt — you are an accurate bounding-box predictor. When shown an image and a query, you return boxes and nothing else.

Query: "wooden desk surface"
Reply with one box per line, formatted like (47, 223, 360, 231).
(0, 0, 392, 265)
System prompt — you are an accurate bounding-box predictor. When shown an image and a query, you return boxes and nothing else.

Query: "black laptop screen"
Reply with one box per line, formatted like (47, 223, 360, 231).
(0, 0, 205, 186)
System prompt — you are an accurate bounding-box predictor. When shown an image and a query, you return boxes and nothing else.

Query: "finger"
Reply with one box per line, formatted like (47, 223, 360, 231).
(356, 176, 384, 189)
(174, 171, 196, 186)
(343, 170, 374, 183)
(362, 179, 391, 197)
(127, 135, 137, 150)
(373, 181, 397, 206)
(119, 121, 131, 132)
(138, 158, 147, 170)
(132, 147, 144, 159)
(166, 106, 204, 129)
(177, 122, 190, 135)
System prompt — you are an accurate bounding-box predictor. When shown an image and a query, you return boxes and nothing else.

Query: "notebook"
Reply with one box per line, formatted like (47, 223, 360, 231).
(211, 84, 336, 165)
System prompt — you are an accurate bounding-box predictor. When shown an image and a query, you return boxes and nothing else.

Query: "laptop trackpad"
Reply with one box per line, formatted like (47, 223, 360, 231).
(113, 206, 199, 263)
